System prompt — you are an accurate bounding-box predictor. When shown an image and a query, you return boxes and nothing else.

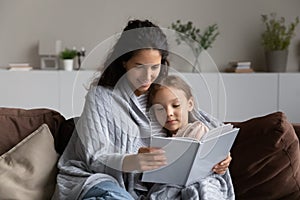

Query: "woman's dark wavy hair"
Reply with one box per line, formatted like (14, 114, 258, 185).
(97, 19, 169, 87)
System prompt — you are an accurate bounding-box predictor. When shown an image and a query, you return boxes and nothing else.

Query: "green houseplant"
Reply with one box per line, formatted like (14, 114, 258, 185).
(59, 48, 77, 71)
(59, 48, 77, 60)
(261, 13, 299, 72)
(170, 20, 219, 72)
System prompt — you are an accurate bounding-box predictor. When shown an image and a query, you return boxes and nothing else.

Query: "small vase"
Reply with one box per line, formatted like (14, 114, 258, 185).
(265, 50, 288, 72)
(63, 59, 74, 71)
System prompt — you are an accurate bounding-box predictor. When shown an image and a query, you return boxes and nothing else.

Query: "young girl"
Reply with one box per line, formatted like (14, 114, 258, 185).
(147, 75, 235, 199)
(148, 75, 209, 140)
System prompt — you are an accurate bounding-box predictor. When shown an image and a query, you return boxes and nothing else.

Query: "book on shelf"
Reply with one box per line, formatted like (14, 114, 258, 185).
(225, 67, 254, 73)
(7, 63, 33, 71)
(229, 61, 251, 66)
(229, 61, 251, 69)
(141, 124, 239, 186)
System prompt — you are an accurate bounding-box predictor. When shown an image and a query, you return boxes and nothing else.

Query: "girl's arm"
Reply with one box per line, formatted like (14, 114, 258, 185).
(213, 153, 232, 174)
(175, 121, 209, 140)
(192, 110, 232, 174)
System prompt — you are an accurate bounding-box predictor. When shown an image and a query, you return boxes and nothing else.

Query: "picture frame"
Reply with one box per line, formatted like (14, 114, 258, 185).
(40, 56, 59, 70)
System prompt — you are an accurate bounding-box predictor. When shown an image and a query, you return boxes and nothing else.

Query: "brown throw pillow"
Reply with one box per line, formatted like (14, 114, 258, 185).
(0, 124, 59, 200)
(229, 112, 300, 200)
(0, 108, 65, 155)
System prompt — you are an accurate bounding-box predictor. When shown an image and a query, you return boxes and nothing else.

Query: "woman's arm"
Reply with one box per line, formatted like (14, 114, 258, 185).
(123, 147, 167, 172)
(76, 87, 142, 173)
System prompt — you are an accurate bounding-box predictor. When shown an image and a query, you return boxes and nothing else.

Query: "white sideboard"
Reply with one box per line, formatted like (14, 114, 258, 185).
(218, 73, 279, 122)
(279, 73, 300, 123)
(0, 71, 299, 122)
(0, 71, 60, 111)
(0, 70, 95, 119)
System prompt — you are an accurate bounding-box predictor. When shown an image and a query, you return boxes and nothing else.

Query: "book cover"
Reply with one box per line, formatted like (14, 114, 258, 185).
(141, 124, 239, 186)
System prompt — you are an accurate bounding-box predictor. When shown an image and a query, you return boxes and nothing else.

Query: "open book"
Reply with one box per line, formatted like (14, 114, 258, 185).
(141, 124, 239, 186)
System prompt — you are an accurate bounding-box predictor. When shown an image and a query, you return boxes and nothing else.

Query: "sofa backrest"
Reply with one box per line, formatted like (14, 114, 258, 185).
(55, 117, 79, 154)
(0, 108, 66, 155)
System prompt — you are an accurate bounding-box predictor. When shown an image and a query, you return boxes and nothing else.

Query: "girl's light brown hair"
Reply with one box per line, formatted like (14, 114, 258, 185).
(148, 75, 193, 108)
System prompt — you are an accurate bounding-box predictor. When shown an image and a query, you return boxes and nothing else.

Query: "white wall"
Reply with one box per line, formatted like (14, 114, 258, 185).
(0, 0, 300, 72)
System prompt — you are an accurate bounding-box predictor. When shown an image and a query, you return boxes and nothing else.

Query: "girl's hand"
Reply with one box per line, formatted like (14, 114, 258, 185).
(123, 147, 167, 172)
(212, 153, 232, 174)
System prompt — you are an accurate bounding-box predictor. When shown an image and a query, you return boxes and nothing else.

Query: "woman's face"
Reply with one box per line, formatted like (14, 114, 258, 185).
(123, 49, 162, 96)
(151, 87, 194, 134)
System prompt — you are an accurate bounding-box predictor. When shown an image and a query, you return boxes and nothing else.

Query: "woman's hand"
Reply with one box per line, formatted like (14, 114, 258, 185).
(123, 147, 167, 172)
(212, 153, 232, 174)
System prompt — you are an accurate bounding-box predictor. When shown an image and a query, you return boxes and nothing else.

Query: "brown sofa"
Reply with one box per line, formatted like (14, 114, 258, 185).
(0, 108, 299, 199)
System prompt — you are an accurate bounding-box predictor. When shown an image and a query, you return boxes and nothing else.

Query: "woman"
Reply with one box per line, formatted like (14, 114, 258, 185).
(52, 19, 232, 200)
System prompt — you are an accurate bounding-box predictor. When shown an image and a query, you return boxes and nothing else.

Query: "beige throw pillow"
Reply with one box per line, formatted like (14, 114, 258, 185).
(0, 124, 59, 200)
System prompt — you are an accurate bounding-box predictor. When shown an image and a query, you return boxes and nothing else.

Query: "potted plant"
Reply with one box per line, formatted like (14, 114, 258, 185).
(261, 13, 299, 72)
(59, 48, 77, 71)
(170, 20, 219, 72)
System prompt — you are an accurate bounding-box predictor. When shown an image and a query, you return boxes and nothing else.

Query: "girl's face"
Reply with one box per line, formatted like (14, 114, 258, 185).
(152, 87, 194, 134)
(123, 49, 162, 96)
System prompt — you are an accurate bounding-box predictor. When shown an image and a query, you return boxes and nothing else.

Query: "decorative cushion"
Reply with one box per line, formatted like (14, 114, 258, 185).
(229, 112, 300, 200)
(0, 108, 65, 155)
(0, 124, 59, 200)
